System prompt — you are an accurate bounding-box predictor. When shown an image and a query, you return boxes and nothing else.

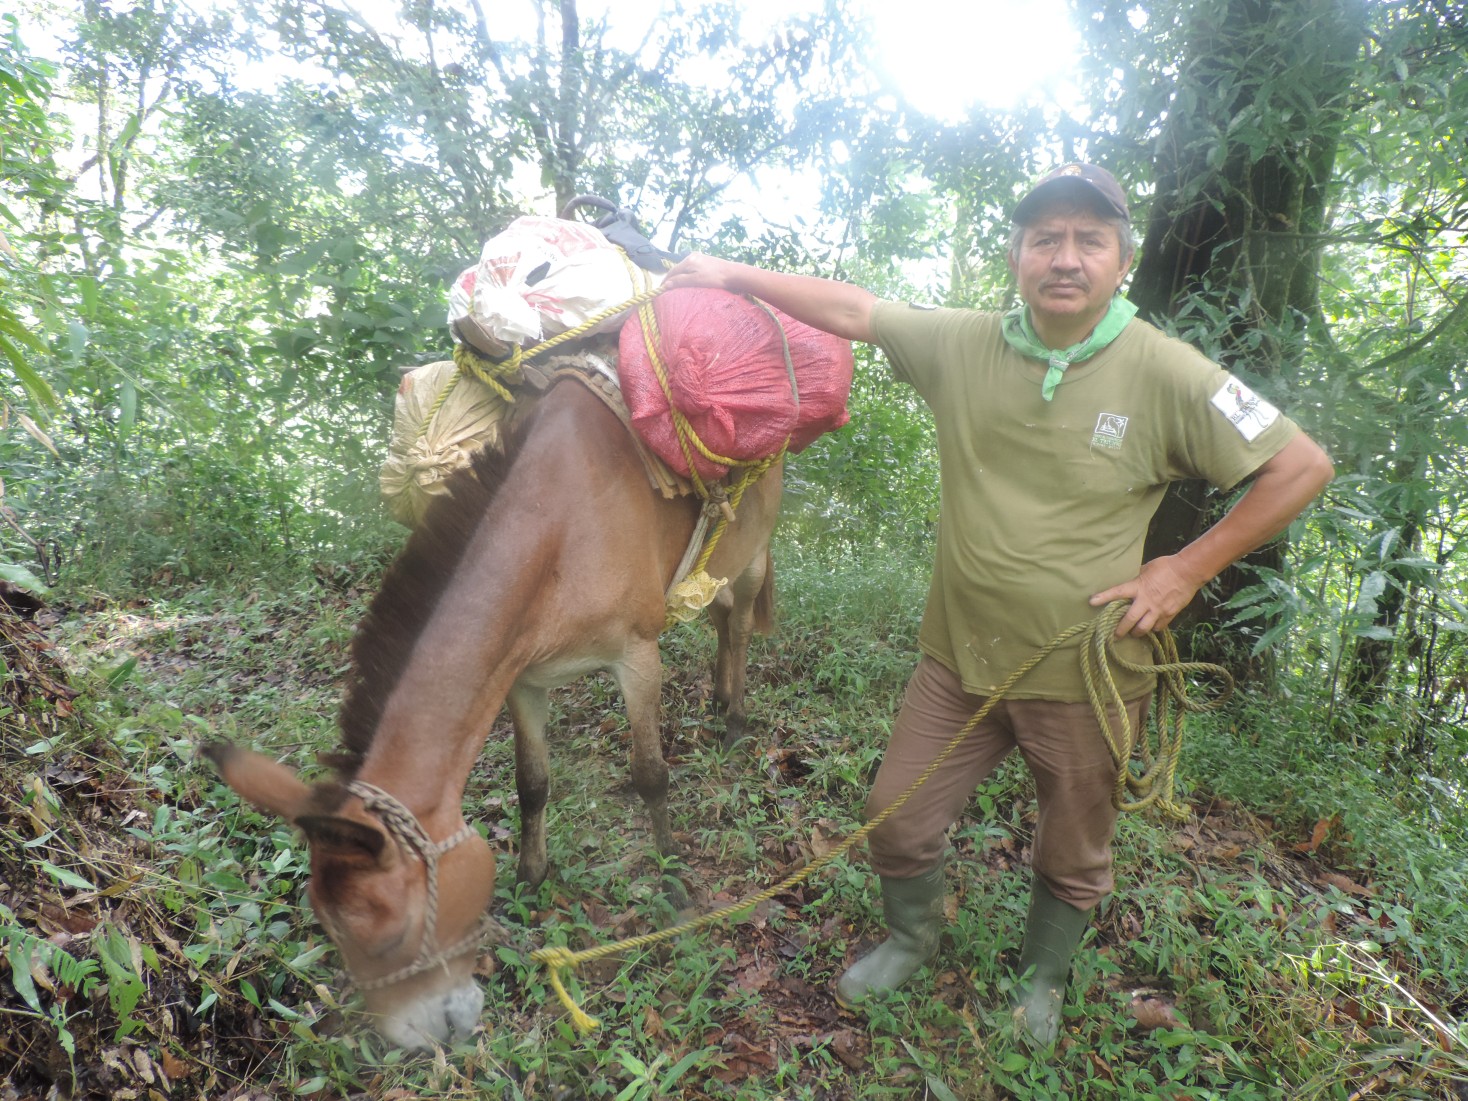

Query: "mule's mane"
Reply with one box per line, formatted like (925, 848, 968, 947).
(335, 424, 527, 774)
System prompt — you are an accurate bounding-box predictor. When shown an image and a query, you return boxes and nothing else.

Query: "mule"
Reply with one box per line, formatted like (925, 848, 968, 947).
(206, 376, 780, 1050)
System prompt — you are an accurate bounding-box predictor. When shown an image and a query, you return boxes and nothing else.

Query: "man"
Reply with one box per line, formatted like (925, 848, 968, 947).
(661, 163, 1334, 1047)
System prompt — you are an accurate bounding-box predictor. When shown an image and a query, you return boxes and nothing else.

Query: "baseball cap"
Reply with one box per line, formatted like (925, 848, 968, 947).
(1013, 163, 1130, 224)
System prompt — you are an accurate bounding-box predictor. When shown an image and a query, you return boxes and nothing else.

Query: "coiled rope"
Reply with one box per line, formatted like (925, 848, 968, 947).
(530, 600, 1232, 1031)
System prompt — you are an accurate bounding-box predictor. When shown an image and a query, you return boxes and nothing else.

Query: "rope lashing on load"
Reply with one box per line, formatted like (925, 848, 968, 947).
(530, 600, 1232, 1031)
(450, 277, 666, 403)
(446, 250, 787, 629)
(629, 285, 792, 629)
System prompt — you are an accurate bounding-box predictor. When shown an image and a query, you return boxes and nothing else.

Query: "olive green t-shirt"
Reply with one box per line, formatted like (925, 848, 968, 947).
(871, 301, 1300, 701)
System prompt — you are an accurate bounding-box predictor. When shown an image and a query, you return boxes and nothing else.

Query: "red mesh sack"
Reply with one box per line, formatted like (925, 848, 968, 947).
(782, 311, 854, 453)
(618, 288, 853, 482)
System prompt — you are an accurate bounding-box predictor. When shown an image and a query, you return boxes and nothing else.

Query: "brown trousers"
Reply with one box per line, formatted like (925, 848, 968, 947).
(864, 655, 1149, 910)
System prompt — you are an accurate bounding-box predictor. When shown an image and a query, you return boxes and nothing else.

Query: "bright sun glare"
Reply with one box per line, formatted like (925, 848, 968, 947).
(348, 0, 1083, 120)
(859, 0, 1082, 116)
(593, 0, 1083, 119)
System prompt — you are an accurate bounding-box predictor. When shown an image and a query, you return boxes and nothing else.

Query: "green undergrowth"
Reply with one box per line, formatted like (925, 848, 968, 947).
(3, 549, 1466, 1098)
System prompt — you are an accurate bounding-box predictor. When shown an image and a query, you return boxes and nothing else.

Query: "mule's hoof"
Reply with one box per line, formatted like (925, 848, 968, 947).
(720, 725, 754, 751)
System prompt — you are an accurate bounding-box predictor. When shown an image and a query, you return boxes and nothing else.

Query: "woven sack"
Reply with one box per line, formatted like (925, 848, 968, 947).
(449, 216, 660, 358)
(617, 288, 853, 482)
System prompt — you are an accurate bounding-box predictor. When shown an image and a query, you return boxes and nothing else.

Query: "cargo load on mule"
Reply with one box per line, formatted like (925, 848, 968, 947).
(617, 286, 853, 484)
(381, 197, 856, 574)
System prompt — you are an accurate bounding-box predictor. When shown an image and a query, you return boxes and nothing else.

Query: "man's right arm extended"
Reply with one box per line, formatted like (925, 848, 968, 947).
(661, 254, 879, 344)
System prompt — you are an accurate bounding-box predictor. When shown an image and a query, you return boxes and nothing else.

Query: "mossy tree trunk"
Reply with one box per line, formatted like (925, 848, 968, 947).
(1128, 0, 1368, 684)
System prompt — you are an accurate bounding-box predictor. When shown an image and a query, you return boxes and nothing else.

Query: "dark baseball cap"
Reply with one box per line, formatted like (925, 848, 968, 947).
(1013, 163, 1130, 224)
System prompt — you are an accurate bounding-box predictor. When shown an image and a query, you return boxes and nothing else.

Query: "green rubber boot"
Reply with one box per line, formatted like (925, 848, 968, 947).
(835, 859, 946, 1008)
(1010, 877, 1093, 1048)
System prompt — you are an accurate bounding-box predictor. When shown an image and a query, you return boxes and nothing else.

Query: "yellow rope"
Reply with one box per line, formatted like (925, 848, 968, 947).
(632, 290, 791, 629)
(422, 365, 463, 424)
(529, 601, 1231, 1030)
(452, 341, 519, 403)
(452, 267, 666, 392)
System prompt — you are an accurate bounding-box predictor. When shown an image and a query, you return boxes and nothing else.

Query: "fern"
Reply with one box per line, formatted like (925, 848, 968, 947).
(96, 925, 147, 1039)
(0, 903, 101, 1058)
(2, 904, 100, 1010)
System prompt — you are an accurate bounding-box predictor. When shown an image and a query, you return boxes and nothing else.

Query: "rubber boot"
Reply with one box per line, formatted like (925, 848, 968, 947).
(1010, 877, 1093, 1048)
(835, 859, 946, 1008)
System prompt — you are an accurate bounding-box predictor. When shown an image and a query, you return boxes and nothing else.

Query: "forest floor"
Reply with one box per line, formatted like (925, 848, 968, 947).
(2, 588, 1466, 1100)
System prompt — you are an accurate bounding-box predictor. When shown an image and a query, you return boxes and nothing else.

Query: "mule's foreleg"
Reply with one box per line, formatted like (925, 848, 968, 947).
(506, 684, 552, 888)
(614, 640, 675, 857)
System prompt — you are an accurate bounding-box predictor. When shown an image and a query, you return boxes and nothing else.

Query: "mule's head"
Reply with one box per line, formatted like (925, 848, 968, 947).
(203, 742, 496, 1050)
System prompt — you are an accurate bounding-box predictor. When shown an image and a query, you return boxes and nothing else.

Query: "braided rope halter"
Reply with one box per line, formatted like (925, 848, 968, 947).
(339, 781, 490, 993)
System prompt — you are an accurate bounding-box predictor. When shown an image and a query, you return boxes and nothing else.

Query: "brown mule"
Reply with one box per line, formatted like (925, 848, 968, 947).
(207, 378, 780, 1049)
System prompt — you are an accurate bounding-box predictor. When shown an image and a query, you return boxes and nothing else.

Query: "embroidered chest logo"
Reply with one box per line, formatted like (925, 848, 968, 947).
(1091, 412, 1129, 450)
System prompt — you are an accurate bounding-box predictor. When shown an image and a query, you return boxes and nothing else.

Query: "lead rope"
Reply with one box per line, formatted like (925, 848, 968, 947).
(530, 602, 1233, 1030)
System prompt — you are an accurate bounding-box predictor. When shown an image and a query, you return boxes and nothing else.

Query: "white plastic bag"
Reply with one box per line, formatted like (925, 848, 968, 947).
(447, 216, 660, 357)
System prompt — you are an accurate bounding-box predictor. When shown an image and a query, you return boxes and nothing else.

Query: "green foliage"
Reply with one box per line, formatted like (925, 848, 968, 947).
(0, 902, 101, 1060)
(782, 345, 938, 558)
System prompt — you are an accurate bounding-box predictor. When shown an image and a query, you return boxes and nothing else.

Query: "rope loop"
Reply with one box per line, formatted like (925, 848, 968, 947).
(343, 781, 484, 993)
(453, 341, 521, 403)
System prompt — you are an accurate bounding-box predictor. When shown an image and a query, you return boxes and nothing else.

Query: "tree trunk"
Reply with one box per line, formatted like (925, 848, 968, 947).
(1129, 0, 1367, 684)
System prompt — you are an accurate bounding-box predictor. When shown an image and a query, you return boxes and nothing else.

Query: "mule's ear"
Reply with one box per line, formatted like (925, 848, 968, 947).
(202, 742, 315, 821)
(296, 815, 389, 869)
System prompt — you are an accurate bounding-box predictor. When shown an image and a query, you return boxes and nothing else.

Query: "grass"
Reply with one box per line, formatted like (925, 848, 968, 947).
(3, 543, 1467, 1098)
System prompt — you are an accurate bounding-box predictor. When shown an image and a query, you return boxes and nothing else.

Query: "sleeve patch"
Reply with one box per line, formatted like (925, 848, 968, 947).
(1210, 376, 1280, 442)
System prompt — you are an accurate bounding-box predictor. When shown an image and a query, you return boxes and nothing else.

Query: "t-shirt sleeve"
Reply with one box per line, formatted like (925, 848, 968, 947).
(1161, 349, 1300, 492)
(870, 300, 991, 398)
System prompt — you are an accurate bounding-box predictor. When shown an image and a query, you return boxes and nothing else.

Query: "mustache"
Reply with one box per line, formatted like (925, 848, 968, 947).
(1040, 276, 1091, 292)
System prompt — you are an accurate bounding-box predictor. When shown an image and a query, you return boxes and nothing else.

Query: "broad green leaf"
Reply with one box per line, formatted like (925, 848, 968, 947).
(66, 320, 88, 361)
(118, 378, 137, 435)
(5, 940, 43, 1012)
(1357, 571, 1388, 602)
(0, 563, 49, 595)
(105, 655, 138, 686)
(40, 861, 96, 892)
(1353, 625, 1396, 641)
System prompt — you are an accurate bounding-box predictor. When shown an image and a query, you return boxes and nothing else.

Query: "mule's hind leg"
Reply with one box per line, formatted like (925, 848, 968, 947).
(613, 638, 675, 858)
(506, 683, 552, 888)
(709, 549, 771, 749)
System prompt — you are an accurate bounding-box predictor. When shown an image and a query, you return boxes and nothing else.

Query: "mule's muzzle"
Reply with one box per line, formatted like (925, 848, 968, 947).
(378, 979, 485, 1051)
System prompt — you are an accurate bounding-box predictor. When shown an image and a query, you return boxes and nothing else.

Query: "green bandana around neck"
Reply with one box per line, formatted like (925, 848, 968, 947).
(1001, 296, 1138, 400)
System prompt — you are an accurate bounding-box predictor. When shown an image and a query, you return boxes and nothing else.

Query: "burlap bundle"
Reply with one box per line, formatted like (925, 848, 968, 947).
(379, 361, 510, 526)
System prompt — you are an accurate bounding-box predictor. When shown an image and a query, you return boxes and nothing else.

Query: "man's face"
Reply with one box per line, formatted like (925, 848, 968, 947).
(1008, 204, 1132, 339)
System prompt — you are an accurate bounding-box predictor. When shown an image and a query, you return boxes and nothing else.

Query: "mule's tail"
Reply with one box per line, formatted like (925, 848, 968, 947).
(753, 549, 776, 635)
